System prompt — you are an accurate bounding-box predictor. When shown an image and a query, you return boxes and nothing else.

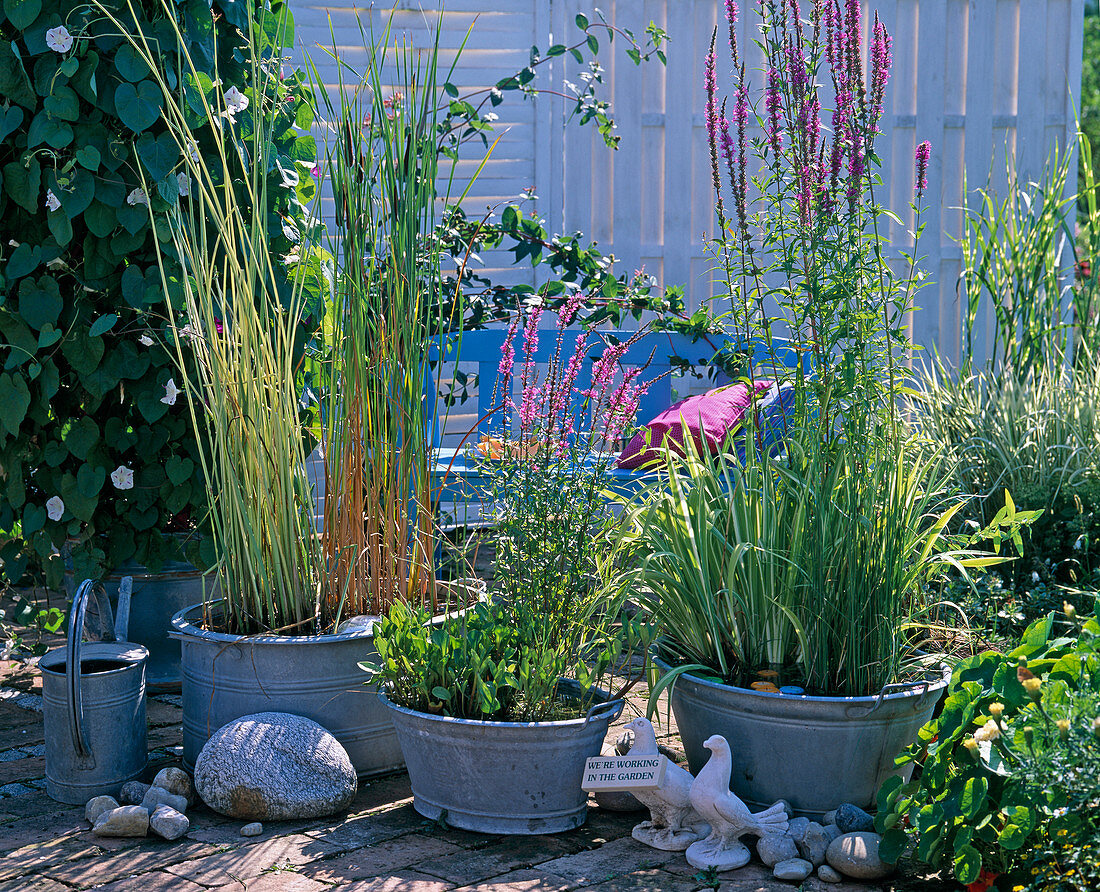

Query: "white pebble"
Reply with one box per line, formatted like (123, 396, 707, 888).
(241, 821, 263, 836)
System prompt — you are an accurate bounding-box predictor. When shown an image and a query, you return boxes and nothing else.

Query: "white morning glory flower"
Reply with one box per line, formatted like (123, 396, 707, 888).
(44, 189, 61, 212)
(46, 496, 65, 521)
(45, 26, 73, 54)
(126, 188, 148, 207)
(139, 334, 154, 347)
(161, 378, 181, 406)
(1031, 571, 1040, 584)
(177, 172, 191, 197)
(222, 86, 249, 121)
(110, 465, 135, 490)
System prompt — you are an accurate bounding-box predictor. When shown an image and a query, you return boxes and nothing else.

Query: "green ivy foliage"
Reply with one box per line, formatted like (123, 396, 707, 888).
(0, 0, 318, 589)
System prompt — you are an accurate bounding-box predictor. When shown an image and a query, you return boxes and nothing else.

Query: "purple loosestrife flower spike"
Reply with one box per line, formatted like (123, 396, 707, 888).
(705, 32, 726, 225)
(847, 127, 864, 208)
(558, 289, 586, 327)
(497, 316, 520, 388)
(765, 66, 784, 155)
(828, 90, 850, 200)
(869, 16, 892, 130)
(915, 140, 931, 195)
(725, 0, 740, 65)
(733, 70, 750, 237)
(719, 110, 736, 193)
(825, 0, 842, 77)
(845, 0, 865, 119)
(787, 35, 808, 104)
(517, 307, 543, 427)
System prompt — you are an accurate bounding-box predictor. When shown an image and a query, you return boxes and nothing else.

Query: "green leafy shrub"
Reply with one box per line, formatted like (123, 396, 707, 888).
(877, 610, 1100, 887)
(364, 594, 650, 723)
(0, 0, 318, 589)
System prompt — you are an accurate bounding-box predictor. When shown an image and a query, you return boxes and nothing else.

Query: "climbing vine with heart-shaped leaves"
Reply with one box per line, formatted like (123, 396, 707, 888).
(0, 0, 322, 595)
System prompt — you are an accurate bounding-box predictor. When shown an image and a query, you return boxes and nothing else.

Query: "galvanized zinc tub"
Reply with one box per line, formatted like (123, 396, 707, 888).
(102, 560, 214, 693)
(171, 603, 402, 779)
(382, 684, 624, 835)
(655, 655, 948, 818)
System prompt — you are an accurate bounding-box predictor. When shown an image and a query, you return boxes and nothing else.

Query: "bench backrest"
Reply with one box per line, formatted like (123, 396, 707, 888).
(429, 328, 801, 446)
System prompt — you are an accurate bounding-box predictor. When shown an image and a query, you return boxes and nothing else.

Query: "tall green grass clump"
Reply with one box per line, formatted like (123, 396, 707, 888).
(625, 436, 1020, 697)
(96, 0, 330, 634)
(306, 16, 478, 619)
(913, 354, 1100, 585)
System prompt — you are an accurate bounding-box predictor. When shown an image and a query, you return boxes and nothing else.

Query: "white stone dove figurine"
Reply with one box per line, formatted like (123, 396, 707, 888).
(686, 734, 790, 871)
(621, 717, 709, 851)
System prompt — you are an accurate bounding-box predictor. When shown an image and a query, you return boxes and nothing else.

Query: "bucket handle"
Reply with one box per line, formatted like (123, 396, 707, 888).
(844, 678, 932, 720)
(66, 577, 133, 761)
(582, 698, 625, 728)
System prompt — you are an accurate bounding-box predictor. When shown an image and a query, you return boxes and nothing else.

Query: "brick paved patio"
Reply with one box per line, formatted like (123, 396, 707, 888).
(0, 650, 923, 892)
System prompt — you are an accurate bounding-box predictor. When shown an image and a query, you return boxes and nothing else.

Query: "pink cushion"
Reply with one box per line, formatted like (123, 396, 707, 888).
(616, 381, 772, 469)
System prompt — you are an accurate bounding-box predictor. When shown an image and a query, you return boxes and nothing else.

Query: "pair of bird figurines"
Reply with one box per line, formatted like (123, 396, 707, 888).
(620, 717, 789, 871)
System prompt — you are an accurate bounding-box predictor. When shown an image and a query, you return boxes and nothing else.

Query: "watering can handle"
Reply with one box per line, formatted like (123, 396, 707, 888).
(66, 579, 128, 761)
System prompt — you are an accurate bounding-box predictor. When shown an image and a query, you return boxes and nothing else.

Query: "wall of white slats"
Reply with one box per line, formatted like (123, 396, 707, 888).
(291, 0, 1084, 365)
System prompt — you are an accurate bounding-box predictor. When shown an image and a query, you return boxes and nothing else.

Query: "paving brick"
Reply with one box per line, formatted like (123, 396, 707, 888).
(415, 835, 580, 885)
(340, 774, 416, 817)
(0, 834, 106, 881)
(48, 839, 217, 886)
(307, 804, 433, 853)
(534, 837, 676, 886)
(188, 814, 325, 846)
(0, 805, 85, 850)
(299, 833, 463, 884)
(0, 710, 43, 751)
(796, 878, 880, 892)
(585, 867, 705, 891)
(83, 870, 208, 892)
(163, 833, 341, 887)
(0, 753, 44, 786)
(450, 869, 576, 892)
(145, 698, 183, 728)
(574, 807, 645, 843)
(336, 871, 455, 891)
(0, 877, 72, 892)
(209, 873, 331, 892)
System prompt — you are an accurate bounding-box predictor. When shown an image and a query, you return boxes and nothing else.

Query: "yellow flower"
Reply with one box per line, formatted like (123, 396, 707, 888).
(988, 702, 1005, 720)
(1064, 600, 1077, 619)
(1057, 719, 1071, 741)
(1022, 677, 1042, 700)
(974, 719, 1002, 742)
(961, 737, 981, 762)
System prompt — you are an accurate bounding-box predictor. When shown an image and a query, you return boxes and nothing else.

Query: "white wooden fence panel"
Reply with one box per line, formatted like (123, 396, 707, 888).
(291, 0, 1084, 363)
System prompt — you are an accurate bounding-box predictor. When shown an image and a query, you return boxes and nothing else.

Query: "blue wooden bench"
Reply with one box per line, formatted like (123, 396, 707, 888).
(427, 328, 801, 509)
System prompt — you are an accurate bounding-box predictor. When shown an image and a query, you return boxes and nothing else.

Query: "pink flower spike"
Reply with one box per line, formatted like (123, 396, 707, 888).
(915, 140, 932, 195)
(765, 67, 784, 155)
(497, 316, 520, 383)
(558, 290, 585, 327)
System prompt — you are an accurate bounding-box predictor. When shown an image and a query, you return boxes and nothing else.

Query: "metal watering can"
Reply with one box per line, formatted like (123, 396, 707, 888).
(39, 578, 149, 804)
